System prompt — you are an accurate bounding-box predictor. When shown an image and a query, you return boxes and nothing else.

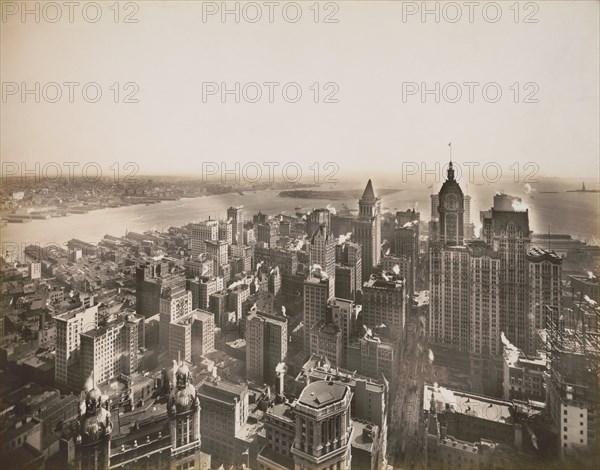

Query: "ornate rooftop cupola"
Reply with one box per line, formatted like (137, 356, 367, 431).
(73, 375, 113, 470)
(168, 356, 201, 456)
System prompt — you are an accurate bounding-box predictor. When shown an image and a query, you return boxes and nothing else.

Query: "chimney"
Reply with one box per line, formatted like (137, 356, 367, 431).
(275, 362, 287, 396)
(362, 425, 374, 443)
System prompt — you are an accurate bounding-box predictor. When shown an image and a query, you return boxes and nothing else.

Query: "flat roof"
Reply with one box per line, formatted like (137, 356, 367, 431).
(267, 402, 295, 422)
(199, 380, 246, 403)
(423, 384, 513, 425)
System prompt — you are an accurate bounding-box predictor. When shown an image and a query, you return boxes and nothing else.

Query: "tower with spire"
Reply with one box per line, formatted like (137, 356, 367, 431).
(437, 161, 465, 246)
(353, 179, 382, 281)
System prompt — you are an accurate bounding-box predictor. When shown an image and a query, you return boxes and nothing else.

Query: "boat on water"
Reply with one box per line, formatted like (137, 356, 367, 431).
(295, 206, 302, 210)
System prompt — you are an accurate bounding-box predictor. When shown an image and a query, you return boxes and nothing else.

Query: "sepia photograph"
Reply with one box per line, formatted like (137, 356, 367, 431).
(1, 1, 599, 469)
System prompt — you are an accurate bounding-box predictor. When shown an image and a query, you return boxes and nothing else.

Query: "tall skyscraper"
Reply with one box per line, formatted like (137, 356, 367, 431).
(527, 247, 562, 354)
(464, 194, 472, 225)
(198, 380, 251, 466)
(481, 206, 531, 351)
(218, 219, 233, 245)
(468, 242, 502, 380)
(359, 332, 397, 381)
(193, 309, 216, 357)
(303, 267, 334, 353)
(437, 161, 465, 246)
(335, 241, 362, 302)
(309, 223, 336, 281)
(136, 262, 185, 318)
(291, 381, 354, 469)
(187, 276, 224, 310)
(245, 311, 288, 386)
(430, 186, 547, 391)
(159, 287, 192, 350)
(257, 220, 280, 247)
(191, 219, 219, 259)
(81, 314, 143, 386)
(429, 246, 471, 352)
(306, 208, 332, 237)
(362, 271, 406, 342)
(394, 210, 420, 296)
(205, 239, 228, 277)
(55, 302, 99, 389)
(227, 205, 244, 245)
(353, 179, 382, 281)
(328, 298, 361, 351)
(546, 312, 599, 464)
(169, 310, 215, 362)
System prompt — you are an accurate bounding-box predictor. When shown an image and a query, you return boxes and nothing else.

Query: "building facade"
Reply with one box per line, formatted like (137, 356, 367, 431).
(353, 180, 382, 282)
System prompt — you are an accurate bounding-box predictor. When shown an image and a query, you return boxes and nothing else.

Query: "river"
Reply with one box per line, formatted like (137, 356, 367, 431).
(2, 182, 599, 256)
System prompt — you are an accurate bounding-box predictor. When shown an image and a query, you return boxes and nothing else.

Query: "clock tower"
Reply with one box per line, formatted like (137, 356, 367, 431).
(437, 161, 465, 246)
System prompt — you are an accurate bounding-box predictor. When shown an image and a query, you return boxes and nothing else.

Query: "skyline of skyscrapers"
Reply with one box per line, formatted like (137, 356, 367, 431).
(2, 174, 597, 470)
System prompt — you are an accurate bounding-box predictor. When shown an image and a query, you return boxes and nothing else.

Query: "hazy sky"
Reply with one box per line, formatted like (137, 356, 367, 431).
(2, 0, 599, 181)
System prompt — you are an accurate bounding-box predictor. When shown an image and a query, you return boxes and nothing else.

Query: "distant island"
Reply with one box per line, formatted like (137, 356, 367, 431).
(566, 182, 600, 193)
(278, 188, 402, 200)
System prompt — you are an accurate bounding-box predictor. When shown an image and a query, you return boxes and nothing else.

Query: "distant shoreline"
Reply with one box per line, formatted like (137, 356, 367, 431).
(278, 189, 403, 200)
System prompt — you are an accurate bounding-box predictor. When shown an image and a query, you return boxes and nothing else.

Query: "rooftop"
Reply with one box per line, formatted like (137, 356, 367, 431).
(423, 384, 513, 425)
(351, 420, 378, 452)
(364, 272, 404, 289)
(527, 247, 562, 262)
(199, 379, 247, 404)
(298, 380, 347, 408)
(267, 401, 295, 422)
(81, 320, 123, 338)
